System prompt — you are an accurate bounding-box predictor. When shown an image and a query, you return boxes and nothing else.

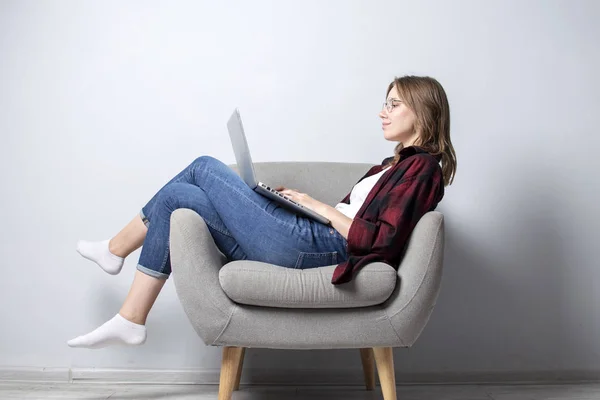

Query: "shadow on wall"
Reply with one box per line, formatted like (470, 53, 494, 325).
(400, 161, 573, 377)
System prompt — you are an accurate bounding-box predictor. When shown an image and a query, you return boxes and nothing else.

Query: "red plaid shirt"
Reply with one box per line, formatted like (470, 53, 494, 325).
(331, 146, 445, 284)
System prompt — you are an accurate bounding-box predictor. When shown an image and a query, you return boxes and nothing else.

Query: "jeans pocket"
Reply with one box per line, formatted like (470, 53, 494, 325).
(294, 251, 339, 269)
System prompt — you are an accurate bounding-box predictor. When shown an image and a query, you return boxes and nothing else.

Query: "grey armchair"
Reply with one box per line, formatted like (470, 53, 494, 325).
(169, 161, 445, 400)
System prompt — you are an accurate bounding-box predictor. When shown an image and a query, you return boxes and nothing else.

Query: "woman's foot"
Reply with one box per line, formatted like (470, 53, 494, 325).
(67, 313, 147, 349)
(76, 239, 124, 275)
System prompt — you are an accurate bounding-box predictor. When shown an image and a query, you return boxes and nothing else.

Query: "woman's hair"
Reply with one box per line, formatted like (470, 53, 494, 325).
(386, 75, 457, 187)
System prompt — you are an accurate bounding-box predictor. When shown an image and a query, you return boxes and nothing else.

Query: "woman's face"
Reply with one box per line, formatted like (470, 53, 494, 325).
(379, 85, 419, 146)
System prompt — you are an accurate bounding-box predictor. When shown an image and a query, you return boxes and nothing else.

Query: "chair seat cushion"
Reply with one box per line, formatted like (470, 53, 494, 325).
(218, 261, 397, 308)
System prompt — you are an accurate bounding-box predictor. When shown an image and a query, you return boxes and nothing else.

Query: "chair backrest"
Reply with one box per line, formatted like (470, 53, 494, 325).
(228, 161, 376, 207)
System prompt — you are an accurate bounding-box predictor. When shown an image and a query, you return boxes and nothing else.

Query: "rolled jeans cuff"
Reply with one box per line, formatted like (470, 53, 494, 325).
(140, 208, 150, 228)
(137, 264, 169, 280)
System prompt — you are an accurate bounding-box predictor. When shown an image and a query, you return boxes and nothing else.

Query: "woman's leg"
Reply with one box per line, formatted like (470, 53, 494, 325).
(119, 181, 249, 323)
(108, 215, 148, 258)
(108, 155, 226, 258)
(119, 270, 166, 325)
(76, 156, 240, 274)
(136, 156, 348, 271)
(69, 156, 347, 349)
(68, 179, 247, 349)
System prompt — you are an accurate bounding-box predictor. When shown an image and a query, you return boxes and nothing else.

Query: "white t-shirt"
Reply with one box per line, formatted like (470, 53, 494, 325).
(334, 166, 391, 219)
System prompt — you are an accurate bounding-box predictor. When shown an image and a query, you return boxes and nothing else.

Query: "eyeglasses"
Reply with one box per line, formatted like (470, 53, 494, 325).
(382, 99, 401, 113)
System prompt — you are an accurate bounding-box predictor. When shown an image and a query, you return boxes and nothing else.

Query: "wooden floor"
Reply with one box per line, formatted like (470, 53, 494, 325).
(1, 382, 600, 399)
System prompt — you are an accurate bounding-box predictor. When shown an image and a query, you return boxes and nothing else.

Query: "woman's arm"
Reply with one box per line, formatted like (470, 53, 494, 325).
(276, 186, 353, 240)
(315, 203, 353, 240)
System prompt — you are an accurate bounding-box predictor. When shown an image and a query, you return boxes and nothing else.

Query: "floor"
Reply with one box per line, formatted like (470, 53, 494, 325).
(1, 382, 600, 400)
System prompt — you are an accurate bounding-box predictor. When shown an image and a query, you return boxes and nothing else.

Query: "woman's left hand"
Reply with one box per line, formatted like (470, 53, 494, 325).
(275, 187, 322, 213)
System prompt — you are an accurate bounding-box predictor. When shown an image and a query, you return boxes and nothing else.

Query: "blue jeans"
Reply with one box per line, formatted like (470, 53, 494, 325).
(137, 156, 349, 279)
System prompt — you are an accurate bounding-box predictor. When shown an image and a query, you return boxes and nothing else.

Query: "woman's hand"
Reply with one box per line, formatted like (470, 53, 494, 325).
(275, 185, 352, 239)
(274, 186, 321, 213)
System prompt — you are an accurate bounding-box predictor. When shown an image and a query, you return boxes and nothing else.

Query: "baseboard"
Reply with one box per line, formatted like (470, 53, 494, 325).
(0, 367, 71, 383)
(1, 367, 600, 386)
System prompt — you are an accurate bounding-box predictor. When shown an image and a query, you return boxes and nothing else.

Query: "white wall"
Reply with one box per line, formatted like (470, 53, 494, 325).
(1, 0, 599, 381)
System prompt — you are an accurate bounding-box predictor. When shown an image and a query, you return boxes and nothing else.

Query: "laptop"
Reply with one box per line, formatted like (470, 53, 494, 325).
(226, 108, 331, 225)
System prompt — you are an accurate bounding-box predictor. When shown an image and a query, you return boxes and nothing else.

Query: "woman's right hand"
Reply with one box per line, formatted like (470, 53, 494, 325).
(275, 186, 299, 193)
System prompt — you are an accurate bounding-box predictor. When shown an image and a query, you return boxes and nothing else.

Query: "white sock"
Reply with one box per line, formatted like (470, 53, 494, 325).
(76, 239, 124, 275)
(67, 314, 147, 349)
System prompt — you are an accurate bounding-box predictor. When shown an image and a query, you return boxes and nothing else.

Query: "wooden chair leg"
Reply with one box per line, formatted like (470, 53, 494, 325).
(218, 346, 245, 400)
(373, 347, 397, 400)
(233, 347, 246, 391)
(359, 348, 375, 390)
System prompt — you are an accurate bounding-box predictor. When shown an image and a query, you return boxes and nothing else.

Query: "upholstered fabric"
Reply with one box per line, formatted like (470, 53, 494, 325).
(219, 261, 397, 308)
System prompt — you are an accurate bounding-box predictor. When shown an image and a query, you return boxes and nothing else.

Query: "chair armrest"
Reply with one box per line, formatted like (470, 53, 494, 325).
(170, 208, 237, 346)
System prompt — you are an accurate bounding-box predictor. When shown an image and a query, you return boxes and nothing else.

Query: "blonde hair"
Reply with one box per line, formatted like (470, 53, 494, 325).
(387, 75, 457, 186)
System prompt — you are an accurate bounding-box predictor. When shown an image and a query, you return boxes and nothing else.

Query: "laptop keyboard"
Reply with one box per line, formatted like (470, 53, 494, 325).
(261, 183, 305, 209)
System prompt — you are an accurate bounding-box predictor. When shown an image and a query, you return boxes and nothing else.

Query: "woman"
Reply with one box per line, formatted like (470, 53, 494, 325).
(68, 75, 457, 349)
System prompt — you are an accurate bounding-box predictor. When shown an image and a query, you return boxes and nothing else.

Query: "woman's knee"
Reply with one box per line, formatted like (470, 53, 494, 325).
(193, 155, 233, 178)
(192, 155, 221, 170)
(155, 183, 190, 210)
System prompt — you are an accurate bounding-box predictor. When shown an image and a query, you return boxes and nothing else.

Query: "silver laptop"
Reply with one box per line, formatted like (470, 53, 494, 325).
(227, 108, 331, 225)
